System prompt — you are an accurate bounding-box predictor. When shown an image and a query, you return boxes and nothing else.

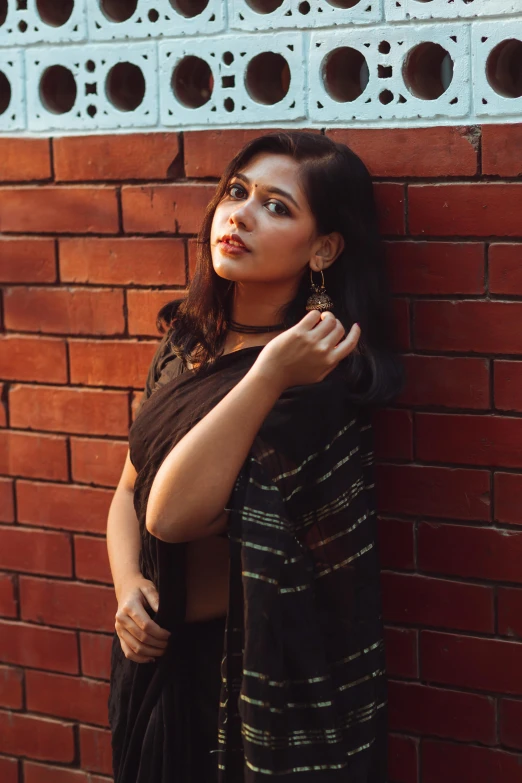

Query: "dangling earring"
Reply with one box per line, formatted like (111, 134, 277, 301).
(305, 268, 334, 313)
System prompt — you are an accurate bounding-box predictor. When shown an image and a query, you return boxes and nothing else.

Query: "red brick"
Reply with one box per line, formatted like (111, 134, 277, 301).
(482, 124, 522, 176)
(10, 385, 129, 436)
(127, 288, 187, 335)
(0, 335, 67, 383)
(376, 464, 490, 521)
(0, 479, 15, 523)
(0, 383, 5, 427)
(71, 437, 128, 487)
(498, 587, 522, 639)
(377, 518, 415, 571)
(80, 632, 113, 680)
(500, 698, 522, 750)
(0, 709, 74, 762)
(381, 572, 493, 633)
(328, 126, 479, 177)
(26, 670, 110, 726)
(54, 132, 181, 181)
(409, 183, 522, 237)
(388, 734, 418, 783)
(60, 236, 186, 286)
(17, 480, 113, 534)
(80, 725, 113, 775)
(489, 243, 522, 295)
(4, 286, 124, 335)
(374, 183, 405, 236)
(0, 757, 18, 783)
(0, 619, 78, 673)
(0, 186, 118, 233)
(414, 300, 522, 354)
(495, 472, 522, 525)
(397, 355, 490, 409)
(20, 576, 116, 632)
(495, 361, 522, 412)
(389, 680, 495, 744)
(122, 183, 216, 234)
(0, 430, 68, 481)
(188, 237, 198, 279)
(0, 138, 51, 181)
(385, 240, 485, 295)
(184, 128, 300, 178)
(0, 526, 72, 577)
(384, 627, 418, 679)
(74, 535, 113, 584)
(416, 412, 522, 468)
(24, 761, 111, 783)
(373, 408, 413, 461)
(69, 339, 158, 388)
(391, 298, 410, 351)
(419, 523, 522, 584)
(421, 630, 522, 695)
(0, 238, 56, 283)
(0, 573, 17, 618)
(422, 739, 522, 783)
(0, 664, 23, 709)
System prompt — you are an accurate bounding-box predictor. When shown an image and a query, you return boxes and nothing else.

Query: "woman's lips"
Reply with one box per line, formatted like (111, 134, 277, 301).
(219, 239, 251, 255)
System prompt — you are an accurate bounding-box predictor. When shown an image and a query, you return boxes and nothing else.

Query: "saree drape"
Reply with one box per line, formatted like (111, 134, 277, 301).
(108, 335, 388, 782)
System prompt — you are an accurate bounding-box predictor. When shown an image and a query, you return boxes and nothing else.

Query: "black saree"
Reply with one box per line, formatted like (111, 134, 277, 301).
(108, 336, 389, 782)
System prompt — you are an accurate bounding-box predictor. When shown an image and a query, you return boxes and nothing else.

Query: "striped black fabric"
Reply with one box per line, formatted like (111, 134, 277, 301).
(108, 340, 388, 782)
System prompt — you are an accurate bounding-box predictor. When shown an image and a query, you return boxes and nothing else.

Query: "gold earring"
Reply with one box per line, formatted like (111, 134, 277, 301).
(305, 268, 334, 313)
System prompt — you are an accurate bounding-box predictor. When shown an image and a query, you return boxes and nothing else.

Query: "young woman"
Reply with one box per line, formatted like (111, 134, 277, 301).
(107, 130, 404, 783)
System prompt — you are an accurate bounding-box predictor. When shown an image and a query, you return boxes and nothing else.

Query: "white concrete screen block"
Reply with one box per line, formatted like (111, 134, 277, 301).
(309, 23, 471, 123)
(88, 0, 225, 42)
(472, 20, 522, 117)
(159, 32, 305, 126)
(26, 42, 158, 131)
(231, 0, 383, 31)
(385, 0, 521, 22)
(0, 0, 87, 47)
(0, 48, 25, 131)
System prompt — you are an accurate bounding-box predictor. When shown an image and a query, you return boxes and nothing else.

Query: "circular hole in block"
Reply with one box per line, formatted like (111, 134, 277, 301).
(0, 71, 11, 114)
(106, 62, 145, 111)
(87, 104, 97, 117)
(100, 0, 138, 22)
(326, 0, 362, 7)
(223, 51, 234, 65)
(169, 0, 209, 17)
(39, 65, 77, 113)
(18, 19, 27, 31)
(245, 52, 290, 104)
(36, 0, 74, 26)
(379, 89, 394, 104)
(224, 97, 235, 112)
(86, 60, 96, 72)
(172, 55, 213, 108)
(245, 0, 284, 13)
(379, 41, 391, 54)
(403, 42, 453, 100)
(486, 39, 522, 99)
(0, 0, 7, 26)
(148, 8, 159, 21)
(299, 1, 311, 13)
(322, 47, 369, 102)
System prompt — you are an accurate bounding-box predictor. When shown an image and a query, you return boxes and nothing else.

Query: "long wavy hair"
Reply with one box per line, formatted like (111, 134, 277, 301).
(156, 130, 404, 407)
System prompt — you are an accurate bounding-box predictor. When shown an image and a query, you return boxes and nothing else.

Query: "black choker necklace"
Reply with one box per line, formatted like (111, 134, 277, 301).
(228, 319, 285, 334)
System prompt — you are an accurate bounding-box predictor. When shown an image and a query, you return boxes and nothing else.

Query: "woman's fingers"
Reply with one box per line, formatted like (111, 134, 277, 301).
(118, 626, 167, 660)
(119, 637, 156, 664)
(330, 322, 361, 362)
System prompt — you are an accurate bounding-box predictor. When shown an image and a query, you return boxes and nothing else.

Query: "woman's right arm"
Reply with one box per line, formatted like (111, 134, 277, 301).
(107, 449, 171, 663)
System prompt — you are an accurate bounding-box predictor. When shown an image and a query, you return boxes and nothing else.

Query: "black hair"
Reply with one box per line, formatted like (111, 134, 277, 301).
(157, 130, 404, 408)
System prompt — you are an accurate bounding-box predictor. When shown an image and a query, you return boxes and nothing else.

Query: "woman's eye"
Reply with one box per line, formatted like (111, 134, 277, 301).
(228, 184, 245, 199)
(266, 201, 288, 216)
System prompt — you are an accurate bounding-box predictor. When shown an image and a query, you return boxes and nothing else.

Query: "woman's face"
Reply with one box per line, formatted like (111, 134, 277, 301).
(210, 152, 319, 286)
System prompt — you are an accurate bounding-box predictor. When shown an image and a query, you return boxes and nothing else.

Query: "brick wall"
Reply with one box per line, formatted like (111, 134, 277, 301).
(0, 125, 521, 782)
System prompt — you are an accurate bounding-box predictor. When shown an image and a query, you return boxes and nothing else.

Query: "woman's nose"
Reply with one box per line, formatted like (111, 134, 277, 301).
(229, 202, 253, 229)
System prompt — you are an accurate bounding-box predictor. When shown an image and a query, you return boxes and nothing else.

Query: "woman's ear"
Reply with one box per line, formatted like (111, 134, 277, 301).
(310, 231, 345, 271)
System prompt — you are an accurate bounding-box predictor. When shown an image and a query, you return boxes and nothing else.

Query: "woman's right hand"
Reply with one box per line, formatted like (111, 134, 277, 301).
(114, 575, 171, 664)
(254, 309, 361, 392)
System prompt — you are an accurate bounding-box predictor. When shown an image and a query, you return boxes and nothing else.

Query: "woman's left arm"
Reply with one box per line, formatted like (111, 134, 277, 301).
(145, 362, 283, 543)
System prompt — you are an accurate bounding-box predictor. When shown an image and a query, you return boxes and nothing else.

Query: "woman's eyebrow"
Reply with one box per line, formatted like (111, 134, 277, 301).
(234, 172, 300, 210)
